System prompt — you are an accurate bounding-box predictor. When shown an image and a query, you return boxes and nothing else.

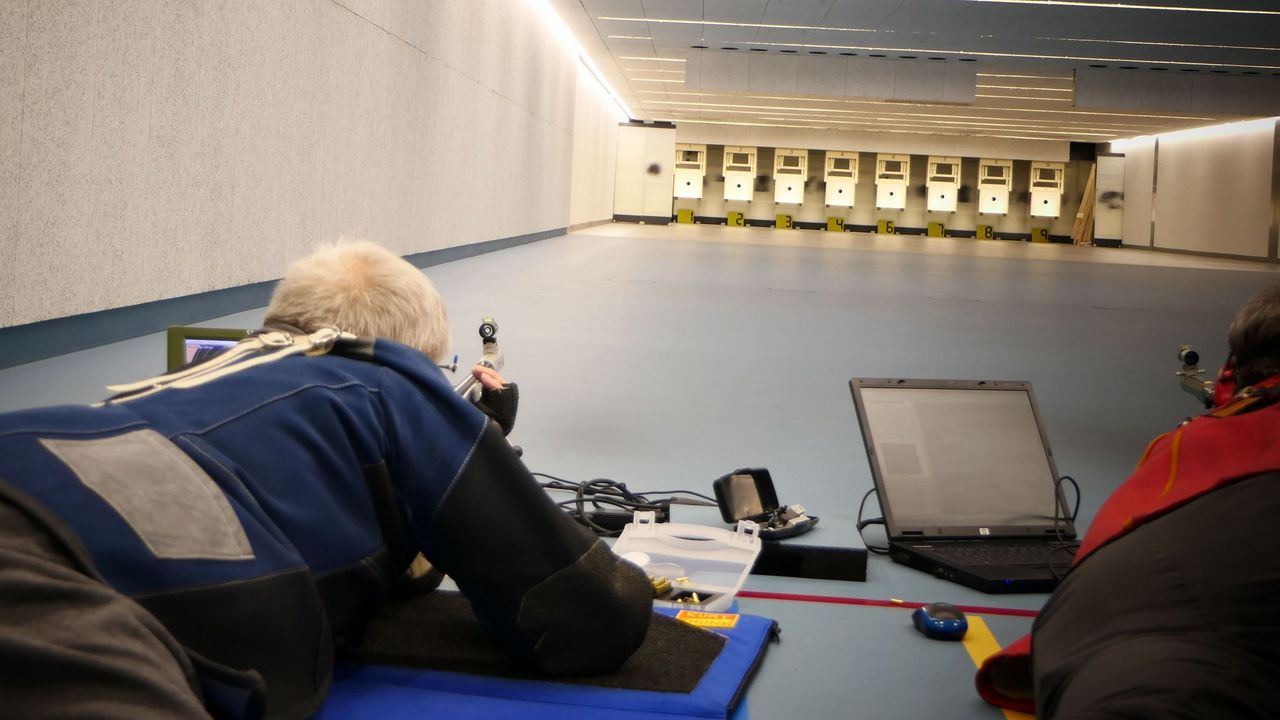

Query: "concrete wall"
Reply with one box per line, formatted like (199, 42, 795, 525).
(0, 0, 589, 329)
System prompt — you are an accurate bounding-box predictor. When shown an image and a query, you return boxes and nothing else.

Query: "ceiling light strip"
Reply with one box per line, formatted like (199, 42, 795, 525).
(665, 112, 1116, 137)
(638, 90, 1210, 122)
(730, 96, 1203, 121)
(1042, 36, 1280, 52)
(599, 16, 879, 33)
(977, 85, 1074, 92)
(723, 40, 1280, 71)
(975, 94, 1074, 102)
(956, 0, 1280, 16)
(667, 117, 1097, 141)
(650, 102, 1139, 132)
(977, 73, 1075, 80)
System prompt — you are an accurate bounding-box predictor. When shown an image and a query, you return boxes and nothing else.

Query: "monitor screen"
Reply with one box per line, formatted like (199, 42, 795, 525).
(933, 162, 954, 176)
(730, 152, 751, 165)
(185, 338, 238, 365)
(781, 155, 801, 168)
(680, 149, 700, 163)
(831, 157, 851, 171)
(1037, 167, 1057, 181)
(984, 165, 1006, 178)
(857, 385, 1059, 530)
(882, 160, 903, 173)
(166, 326, 253, 371)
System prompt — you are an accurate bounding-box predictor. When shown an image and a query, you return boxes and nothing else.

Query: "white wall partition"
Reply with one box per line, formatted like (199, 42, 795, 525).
(1153, 121, 1274, 257)
(613, 124, 676, 218)
(1120, 139, 1156, 248)
(0, 0, 608, 328)
(1117, 119, 1276, 257)
(570, 62, 622, 227)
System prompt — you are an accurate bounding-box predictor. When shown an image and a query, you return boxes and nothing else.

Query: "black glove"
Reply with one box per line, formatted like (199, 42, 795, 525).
(475, 382, 518, 436)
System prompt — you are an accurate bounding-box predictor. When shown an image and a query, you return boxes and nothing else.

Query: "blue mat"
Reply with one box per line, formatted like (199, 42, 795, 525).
(316, 610, 776, 719)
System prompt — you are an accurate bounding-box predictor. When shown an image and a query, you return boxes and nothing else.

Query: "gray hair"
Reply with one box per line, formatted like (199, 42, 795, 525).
(1227, 284, 1280, 389)
(264, 240, 451, 361)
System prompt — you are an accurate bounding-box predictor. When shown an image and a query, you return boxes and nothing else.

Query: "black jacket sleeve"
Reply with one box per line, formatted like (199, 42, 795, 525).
(420, 423, 651, 675)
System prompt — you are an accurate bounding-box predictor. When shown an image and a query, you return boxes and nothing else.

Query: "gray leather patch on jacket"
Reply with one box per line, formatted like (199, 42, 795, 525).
(40, 430, 254, 561)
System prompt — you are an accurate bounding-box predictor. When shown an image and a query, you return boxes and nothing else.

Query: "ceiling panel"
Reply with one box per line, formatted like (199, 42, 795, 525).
(557, 0, 1280, 142)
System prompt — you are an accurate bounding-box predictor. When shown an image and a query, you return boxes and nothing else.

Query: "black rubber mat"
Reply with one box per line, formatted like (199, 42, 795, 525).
(341, 590, 726, 693)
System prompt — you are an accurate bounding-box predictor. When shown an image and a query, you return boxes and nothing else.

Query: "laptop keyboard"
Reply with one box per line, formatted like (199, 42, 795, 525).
(915, 541, 1078, 566)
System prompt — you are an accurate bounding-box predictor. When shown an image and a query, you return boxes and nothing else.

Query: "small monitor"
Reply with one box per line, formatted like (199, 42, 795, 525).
(933, 162, 954, 176)
(680, 149, 700, 163)
(781, 155, 801, 168)
(166, 326, 253, 372)
(883, 160, 903, 173)
(984, 165, 1006, 179)
(831, 157, 851, 171)
(1037, 167, 1058, 181)
(730, 152, 751, 165)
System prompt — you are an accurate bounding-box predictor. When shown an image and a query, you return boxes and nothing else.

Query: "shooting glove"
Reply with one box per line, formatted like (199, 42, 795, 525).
(475, 382, 518, 436)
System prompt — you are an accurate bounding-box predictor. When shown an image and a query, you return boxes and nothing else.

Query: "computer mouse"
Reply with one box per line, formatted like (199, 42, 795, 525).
(912, 602, 968, 641)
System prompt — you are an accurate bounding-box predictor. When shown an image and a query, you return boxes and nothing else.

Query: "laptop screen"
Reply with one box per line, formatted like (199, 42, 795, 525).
(851, 379, 1068, 537)
(166, 326, 253, 372)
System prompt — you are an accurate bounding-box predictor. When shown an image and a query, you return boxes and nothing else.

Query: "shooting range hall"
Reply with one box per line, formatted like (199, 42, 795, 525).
(3, 2, 1280, 718)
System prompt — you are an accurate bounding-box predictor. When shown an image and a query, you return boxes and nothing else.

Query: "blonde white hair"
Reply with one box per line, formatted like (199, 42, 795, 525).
(264, 240, 451, 361)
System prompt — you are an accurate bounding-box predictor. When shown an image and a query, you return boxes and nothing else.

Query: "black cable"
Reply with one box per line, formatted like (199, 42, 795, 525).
(855, 487, 890, 555)
(532, 472, 717, 537)
(1049, 475, 1082, 579)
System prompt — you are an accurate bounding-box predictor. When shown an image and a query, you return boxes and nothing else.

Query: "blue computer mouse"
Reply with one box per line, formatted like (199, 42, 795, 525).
(912, 602, 968, 641)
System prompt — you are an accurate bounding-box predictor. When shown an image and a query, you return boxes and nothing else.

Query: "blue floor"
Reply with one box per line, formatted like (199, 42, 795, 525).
(2, 224, 1276, 718)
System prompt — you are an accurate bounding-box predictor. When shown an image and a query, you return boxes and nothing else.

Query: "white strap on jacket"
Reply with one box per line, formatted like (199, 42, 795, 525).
(103, 328, 352, 404)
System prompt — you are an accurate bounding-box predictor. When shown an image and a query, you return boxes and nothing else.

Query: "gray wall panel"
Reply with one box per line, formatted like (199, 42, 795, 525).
(846, 58, 895, 100)
(797, 55, 845, 97)
(1140, 73, 1191, 114)
(15, 0, 99, 325)
(1080, 67, 1280, 116)
(0, 0, 26, 325)
(4, 0, 585, 328)
(749, 53, 798, 94)
(944, 65, 978, 104)
(1190, 75, 1244, 115)
(893, 61, 944, 103)
(701, 51, 749, 90)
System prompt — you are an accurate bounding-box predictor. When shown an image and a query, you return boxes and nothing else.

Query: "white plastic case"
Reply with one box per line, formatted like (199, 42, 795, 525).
(612, 511, 761, 613)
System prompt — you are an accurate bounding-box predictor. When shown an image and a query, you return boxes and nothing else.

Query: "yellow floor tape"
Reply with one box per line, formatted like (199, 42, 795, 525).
(961, 616, 1035, 720)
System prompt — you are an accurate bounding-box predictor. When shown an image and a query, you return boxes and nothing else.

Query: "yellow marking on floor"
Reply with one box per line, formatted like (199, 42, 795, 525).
(963, 616, 1035, 720)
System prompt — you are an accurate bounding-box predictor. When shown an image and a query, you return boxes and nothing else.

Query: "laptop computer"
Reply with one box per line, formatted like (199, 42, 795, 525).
(849, 378, 1079, 593)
